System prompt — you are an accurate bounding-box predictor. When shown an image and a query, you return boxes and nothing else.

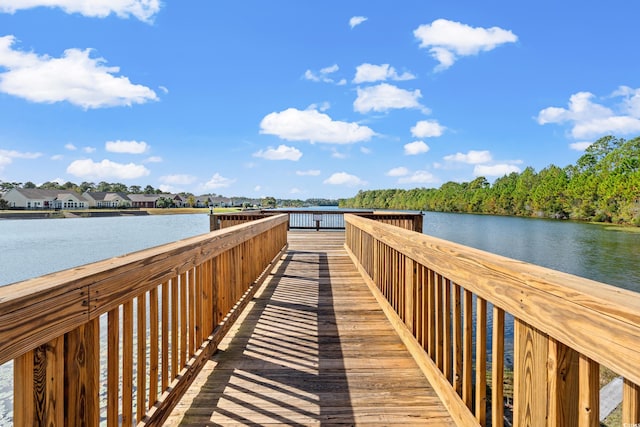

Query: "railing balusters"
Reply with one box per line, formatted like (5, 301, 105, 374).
(436, 273, 444, 370)
(161, 281, 169, 392)
(136, 294, 147, 422)
(344, 214, 640, 427)
(427, 269, 436, 357)
(623, 378, 640, 424)
(491, 306, 504, 427)
(462, 289, 473, 410)
(475, 297, 487, 425)
(443, 278, 452, 383)
(107, 308, 120, 427)
(171, 277, 179, 381)
(149, 287, 159, 409)
(122, 301, 133, 427)
(579, 354, 600, 426)
(452, 283, 463, 397)
(179, 272, 187, 369)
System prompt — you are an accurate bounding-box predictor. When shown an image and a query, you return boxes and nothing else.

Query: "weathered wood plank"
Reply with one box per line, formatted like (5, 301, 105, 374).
(165, 232, 457, 426)
(344, 214, 640, 385)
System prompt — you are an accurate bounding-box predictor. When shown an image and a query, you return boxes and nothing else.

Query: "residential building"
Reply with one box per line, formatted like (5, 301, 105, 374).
(2, 188, 88, 210)
(83, 192, 132, 208)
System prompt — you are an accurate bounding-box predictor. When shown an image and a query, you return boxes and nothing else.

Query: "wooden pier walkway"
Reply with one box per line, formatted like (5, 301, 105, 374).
(165, 232, 454, 425)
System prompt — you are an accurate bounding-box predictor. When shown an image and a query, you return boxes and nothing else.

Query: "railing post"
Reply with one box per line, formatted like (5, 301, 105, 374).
(547, 338, 579, 425)
(514, 319, 549, 426)
(14, 339, 65, 426)
(14, 322, 100, 427)
(404, 258, 415, 333)
(65, 318, 100, 427)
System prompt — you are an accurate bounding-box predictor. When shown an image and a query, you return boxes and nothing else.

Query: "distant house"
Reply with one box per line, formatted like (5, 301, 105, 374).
(194, 195, 214, 208)
(128, 194, 161, 208)
(2, 188, 88, 210)
(83, 192, 131, 208)
(128, 194, 185, 208)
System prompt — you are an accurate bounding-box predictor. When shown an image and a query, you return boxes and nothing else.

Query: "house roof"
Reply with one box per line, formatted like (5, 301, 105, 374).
(10, 188, 88, 202)
(84, 191, 131, 201)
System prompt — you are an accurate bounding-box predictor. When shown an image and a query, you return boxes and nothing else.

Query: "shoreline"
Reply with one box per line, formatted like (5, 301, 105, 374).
(0, 207, 240, 220)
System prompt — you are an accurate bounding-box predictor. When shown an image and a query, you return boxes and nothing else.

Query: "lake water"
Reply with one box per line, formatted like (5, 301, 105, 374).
(0, 211, 638, 423)
(422, 212, 640, 292)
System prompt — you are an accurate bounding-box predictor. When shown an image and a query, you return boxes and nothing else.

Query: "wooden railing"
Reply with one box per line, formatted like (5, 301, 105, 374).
(210, 209, 423, 232)
(0, 214, 288, 426)
(344, 214, 640, 426)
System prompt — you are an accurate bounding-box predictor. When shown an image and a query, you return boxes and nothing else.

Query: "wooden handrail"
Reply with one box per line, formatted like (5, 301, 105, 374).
(210, 209, 423, 232)
(344, 213, 640, 426)
(1, 214, 288, 426)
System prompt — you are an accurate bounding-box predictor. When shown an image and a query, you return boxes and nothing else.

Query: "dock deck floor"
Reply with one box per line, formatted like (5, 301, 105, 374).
(165, 231, 454, 426)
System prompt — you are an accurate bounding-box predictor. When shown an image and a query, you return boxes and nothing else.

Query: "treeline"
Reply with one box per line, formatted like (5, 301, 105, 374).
(0, 180, 339, 208)
(340, 136, 640, 226)
(0, 180, 166, 195)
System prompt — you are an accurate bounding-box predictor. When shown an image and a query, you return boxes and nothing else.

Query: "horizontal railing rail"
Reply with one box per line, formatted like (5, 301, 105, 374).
(210, 209, 423, 232)
(0, 214, 288, 426)
(344, 213, 640, 426)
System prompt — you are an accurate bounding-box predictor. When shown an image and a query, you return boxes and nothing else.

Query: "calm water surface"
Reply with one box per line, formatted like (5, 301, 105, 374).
(0, 212, 638, 423)
(0, 214, 209, 424)
(422, 211, 640, 292)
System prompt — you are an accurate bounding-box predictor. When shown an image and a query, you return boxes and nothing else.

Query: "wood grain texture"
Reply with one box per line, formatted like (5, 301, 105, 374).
(514, 319, 548, 427)
(164, 232, 456, 426)
(344, 214, 640, 386)
(0, 215, 288, 366)
(623, 378, 640, 424)
(492, 306, 505, 427)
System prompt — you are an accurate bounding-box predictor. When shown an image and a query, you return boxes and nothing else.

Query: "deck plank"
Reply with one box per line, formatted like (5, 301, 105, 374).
(165, 231, 454, 426)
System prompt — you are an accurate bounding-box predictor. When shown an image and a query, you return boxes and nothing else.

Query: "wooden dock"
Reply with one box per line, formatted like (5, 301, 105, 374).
(165, 232, 454, 425)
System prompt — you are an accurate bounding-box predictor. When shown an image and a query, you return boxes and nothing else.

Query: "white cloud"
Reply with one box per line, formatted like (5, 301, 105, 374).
(296, 169, 321, 176)
(331, 149, 348, 159)
(354, 83, 425, 114)
(614, 85, 640, 117)
(145, 156, 162, 163)
(360, 146, 371, 154)
(51, 154, 63, 161)
(66, 158, 150, 179)
(386, 167, 409, 177)
(323, 172, 367, 186)
(0, 148, 42, 172)
(0, 0, 161, 23)
(537, 90, 640, 139)
(444, 150, 492, 164)
(304, 64, 342, 84)
(65, 143, 77, 151)
(290, 187, 302, 194)
(0, 35, 158, 109)
(398, 170, 438, 184)
(260, 108, 376, 144)
(414, 19, 518, 71)
(570, 141, 592, 151)
(349, 16, 368, 29)
(353, 63, 415, 84)
(82, 146, 95, 153)
(404, 140, 430, 155)
(253, 144, 302, 161)
(105, 140, 149, 154)
(474, 164, 521, 176)
(202, 173, 235, 190)
(411, 120, 446, 138)
(307, 101, 330, 112)
(254, 185, 261, 192)
(159, 174, 197, 185)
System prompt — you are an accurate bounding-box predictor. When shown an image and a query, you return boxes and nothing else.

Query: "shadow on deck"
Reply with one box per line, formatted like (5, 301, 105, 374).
(166, 232, 454, 425)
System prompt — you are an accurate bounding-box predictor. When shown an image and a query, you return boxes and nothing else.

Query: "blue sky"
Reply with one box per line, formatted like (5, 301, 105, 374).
(0, 1, 639, 199)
